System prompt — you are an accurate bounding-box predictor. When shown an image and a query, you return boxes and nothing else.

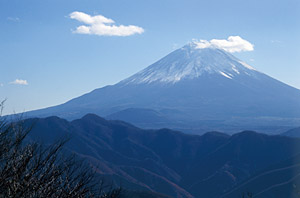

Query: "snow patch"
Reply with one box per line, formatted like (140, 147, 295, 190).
(219, 71, 232, 79)
(231, 64, 240, 74)
(238, 61, 255, 70)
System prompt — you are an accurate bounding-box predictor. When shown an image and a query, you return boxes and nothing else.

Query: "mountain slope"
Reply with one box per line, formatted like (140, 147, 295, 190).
(282, 127, 300, 138)
(106, 108, 170, 127)
(222, 154, 300, 198)
(23, 114, 300, 198)
(22, 43, 300, 133)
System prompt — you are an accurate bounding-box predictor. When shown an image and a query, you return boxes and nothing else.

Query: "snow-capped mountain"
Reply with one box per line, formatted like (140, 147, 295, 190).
(121, 42, 257, 84)
(23, 42, 300, 134)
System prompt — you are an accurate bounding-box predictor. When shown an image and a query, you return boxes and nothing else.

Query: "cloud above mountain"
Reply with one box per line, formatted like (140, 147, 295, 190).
(195, 36, 254, 53)
(10, 79, 28, 85)
(69, 11, 144, 36)
(7, 17, 20, 22)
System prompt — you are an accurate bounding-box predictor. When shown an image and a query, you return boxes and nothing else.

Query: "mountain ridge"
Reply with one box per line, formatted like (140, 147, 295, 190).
(23, 113, 300, 198)
(17, 43, 300, 134)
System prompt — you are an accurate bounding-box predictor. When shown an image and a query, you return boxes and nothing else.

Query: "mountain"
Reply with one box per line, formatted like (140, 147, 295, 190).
(23, 114, 300, 198)
(121, 190, 171, 198)
(221, 153, 300, 198)
(106, 108, 170, 127)
(22, 42, 300, 133)
(282, 127, 300, 138)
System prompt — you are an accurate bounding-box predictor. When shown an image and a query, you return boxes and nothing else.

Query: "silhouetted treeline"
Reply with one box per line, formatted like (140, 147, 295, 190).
(0, 101, 121, 198)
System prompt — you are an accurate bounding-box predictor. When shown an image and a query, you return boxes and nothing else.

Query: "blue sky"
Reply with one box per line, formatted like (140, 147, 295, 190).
(1, 0, 299, 115)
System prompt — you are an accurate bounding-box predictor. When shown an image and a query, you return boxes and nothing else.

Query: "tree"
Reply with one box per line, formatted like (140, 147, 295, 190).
(0, 101, 121, 198)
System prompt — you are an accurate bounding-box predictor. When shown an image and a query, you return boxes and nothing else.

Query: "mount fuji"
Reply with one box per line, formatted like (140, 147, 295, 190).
(24, 42, 300, 133)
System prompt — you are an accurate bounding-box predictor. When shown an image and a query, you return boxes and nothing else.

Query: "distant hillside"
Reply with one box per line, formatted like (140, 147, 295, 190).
(222, 154, 300, 198)
(282, 127, 300, 138)
(106, 108, 171, 127)
(23, 114, 300, 198)
(121, 190, 171, 198)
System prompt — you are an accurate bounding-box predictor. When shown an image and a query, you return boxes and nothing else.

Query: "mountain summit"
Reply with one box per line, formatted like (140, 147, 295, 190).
(24, 43, 300, 133)
(121, 42, 257, 84)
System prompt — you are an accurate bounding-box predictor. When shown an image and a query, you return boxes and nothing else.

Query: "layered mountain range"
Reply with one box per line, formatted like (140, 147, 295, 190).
(23, 42, 300, 134)
(12, 42, 300, 197)
(23, 114, 300, 198)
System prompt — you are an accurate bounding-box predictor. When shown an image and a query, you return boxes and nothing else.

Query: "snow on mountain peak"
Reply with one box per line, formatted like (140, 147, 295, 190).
(120, 43, 258, 85)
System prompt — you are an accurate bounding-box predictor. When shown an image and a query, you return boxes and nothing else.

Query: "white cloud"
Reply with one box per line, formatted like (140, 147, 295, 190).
(7, 17, 20, 22)
(194, 36, 254, 53)
(0, 83, 3, 87)
(69, 11, 144, 36)
(10, 79, 28, 85)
